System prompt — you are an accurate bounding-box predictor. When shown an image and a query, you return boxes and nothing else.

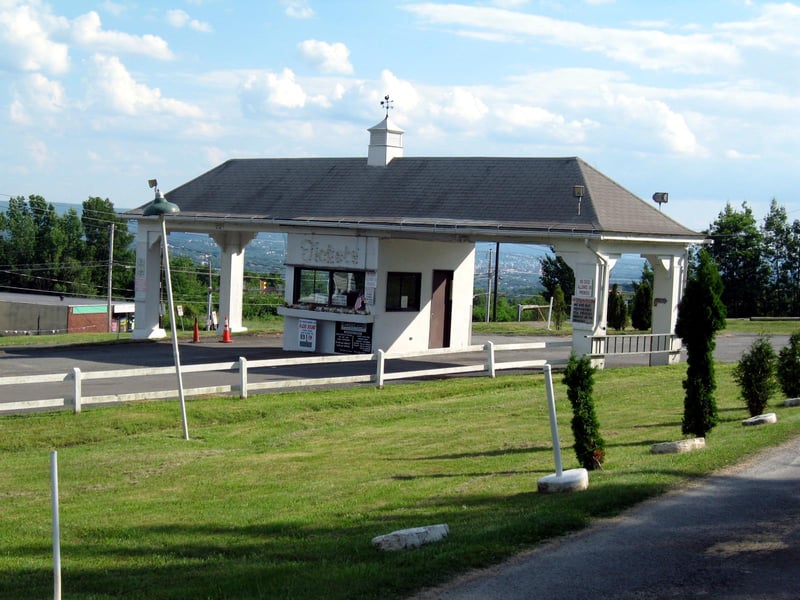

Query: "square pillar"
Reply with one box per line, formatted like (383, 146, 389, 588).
(645, 253, 687, 366)
(132, 222, 167, 340)
(211, 231, 257, 333)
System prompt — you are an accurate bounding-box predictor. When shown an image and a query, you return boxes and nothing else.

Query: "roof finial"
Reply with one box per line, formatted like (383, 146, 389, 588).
(381, 94, 393, 117)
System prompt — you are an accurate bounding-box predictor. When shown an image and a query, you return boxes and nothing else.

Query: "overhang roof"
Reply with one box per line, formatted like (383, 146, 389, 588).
(127, 156, 702, 243)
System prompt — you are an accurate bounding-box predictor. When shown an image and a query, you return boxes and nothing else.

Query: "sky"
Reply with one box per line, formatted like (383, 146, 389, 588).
(1, 0, 799, 233)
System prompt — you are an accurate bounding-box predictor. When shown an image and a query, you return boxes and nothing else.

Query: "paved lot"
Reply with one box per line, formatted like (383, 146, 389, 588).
(413, 435, 800, 599)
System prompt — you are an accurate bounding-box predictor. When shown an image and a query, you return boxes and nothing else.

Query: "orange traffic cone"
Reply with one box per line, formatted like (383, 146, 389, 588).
(192, 317, 200, 343)
(220, 316, 233, 343)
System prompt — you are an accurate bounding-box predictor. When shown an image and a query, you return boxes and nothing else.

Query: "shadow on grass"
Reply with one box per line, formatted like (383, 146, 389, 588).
(0, 479, 697, 600)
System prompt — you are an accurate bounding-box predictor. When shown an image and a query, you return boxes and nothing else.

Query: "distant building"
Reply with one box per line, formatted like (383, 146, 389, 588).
(0, 292, 134, 336)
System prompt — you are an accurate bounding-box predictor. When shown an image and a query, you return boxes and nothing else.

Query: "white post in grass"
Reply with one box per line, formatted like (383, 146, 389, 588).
(543, 364, 563, 476)
(537, 364, 589, 494)
(51, 450, 61, 600)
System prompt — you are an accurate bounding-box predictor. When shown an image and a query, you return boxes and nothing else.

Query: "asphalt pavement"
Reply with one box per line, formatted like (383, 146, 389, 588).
(413, 435, 800, 599)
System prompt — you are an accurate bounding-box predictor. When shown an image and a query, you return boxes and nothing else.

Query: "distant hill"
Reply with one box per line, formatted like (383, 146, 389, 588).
(1, 200, 646, 295)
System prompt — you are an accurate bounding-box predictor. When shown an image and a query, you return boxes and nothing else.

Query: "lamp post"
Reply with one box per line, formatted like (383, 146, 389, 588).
(143, 185, 189, 440)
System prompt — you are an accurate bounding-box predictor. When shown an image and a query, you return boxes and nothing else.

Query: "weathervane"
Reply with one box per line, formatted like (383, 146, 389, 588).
(381, 94, 394, 117)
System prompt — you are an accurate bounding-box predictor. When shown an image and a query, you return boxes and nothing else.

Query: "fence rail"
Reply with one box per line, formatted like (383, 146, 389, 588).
(588, 333, 679, 356)
(0, 340, 572, 416)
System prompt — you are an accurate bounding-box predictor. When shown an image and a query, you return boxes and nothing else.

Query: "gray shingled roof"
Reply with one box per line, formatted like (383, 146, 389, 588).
(128, 156, 699, 240)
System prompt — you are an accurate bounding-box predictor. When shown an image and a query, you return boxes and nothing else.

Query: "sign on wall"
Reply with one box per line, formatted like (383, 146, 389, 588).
(334, 321, 373, 354)
(576, 278, 594, 298)
(286, 234, 378, 270)
(571, 297, 595, 326)
(298, 318, 317, 351)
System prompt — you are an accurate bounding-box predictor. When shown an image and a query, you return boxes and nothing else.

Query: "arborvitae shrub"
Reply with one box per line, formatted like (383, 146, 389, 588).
(733, 337, 777, 417)
(552, 284, 567, 330)
(562, 354, 605, 470)
(777, 332, 800, 398)
(675, 249, 726, 437)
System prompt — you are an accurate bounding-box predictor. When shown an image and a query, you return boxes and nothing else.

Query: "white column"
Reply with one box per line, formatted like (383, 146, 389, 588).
(211, 232, 257, 333)
(132, 222, 167, 340)
(644, 252, 686, 366)
(555, 242, 619, 369)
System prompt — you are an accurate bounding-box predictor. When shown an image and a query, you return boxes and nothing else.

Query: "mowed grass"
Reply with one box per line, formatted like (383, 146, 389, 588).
(1, 364, 799, 599)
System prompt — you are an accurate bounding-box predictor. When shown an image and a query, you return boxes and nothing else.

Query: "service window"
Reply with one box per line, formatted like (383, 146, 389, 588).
(386, 272, 421, 311)
(293, 268, 366, 308)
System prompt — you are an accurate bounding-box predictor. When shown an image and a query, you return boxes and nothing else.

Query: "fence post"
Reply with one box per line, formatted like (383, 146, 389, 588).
(485, 341, 496, 378)
(71, 367, 82, 414)
(239, 357, 248, 399)
(376, 349, 385, 389)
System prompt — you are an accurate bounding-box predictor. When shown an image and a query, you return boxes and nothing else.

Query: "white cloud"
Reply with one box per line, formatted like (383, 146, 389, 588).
(610, 93, 704, 155)
(89, 53, 203, 117)
(9, 73, 65, 125)
(165, 9, 212, 33)
(298, 39, 353, 75)
(715, 3, 800, 53)
(282, 1, 314, 19)
(100, 1, 127, 17)
(402, 3, 740, 74)
(27, 139, 49, 166)
(71, 11, 174, 60)
(432, 87, 489, 123)
(0, 1, 69, 74)
(239, 68, 307, 116)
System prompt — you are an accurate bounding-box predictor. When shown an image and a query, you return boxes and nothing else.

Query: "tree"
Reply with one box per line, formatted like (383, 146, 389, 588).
(631, 263, 653, 331)
(706, 202, 768, 317)
(82, 197, 136, 298)
(540, 254, 574, 305)
(733, 337, 777, 417)
(562, 354, 605, 470)
(552, 284, 568, 330)
(675, 248, 726, 437)
(776, 332, 800, 398)
(761, 199, 800, 316)
(607, 283, 628, 330)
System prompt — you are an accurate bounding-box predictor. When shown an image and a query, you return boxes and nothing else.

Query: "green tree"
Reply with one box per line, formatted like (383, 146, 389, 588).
(82, 197, 136, 298)
(607, 282, 628, 330)
(540, 254, 574, 305)
(776, 332, 800, 398)
(675, 248, 726, 437)
(562, 354, 605, 470)
(552, 284, 567, 330)
(761, 199, 800, 316)
(706, 202, 768, 317)
(733, 337, 777, 417)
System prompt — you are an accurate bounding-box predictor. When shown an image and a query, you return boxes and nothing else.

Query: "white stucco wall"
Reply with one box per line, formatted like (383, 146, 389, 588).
(373, 238, 475, 353)
(279, 233, 475, 354)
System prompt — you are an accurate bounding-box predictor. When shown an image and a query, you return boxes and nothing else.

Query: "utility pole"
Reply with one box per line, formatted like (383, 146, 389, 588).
(106, 223, 115, 332)
(485, 247, 493, 322)
(206, 256, 213, 330)
(492, 242, 500, 322)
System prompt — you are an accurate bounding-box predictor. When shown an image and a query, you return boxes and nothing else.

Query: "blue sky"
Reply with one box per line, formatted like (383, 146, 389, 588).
(1, 0, 798, 232)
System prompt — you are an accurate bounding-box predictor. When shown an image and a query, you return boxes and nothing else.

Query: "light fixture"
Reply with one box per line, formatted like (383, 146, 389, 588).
(572, 185, 585, 216)
(144, 181, 188, 440)
(652, 192, 669, 211)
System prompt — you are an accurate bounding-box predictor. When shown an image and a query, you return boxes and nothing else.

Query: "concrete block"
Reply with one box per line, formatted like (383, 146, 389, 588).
(371, 523, 449, 551)
(651, 438, 705, 454)
(742, 413, 777, 426)
(784, 398, 800, 407)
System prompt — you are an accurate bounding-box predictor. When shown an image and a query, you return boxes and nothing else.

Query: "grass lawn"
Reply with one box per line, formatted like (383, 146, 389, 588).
(1, 363, 799, 599)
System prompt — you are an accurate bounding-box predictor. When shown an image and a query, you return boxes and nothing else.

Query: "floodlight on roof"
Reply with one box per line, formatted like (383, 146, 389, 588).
(572, 185, 584, 215)
(652, 192, 669, 210)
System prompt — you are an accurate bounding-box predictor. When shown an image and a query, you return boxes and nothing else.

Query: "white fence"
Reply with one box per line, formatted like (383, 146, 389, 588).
(0, 339, 572, 416)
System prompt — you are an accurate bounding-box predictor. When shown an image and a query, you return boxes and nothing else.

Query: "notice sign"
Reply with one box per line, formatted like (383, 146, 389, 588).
(298, 318, 317, 351)
(576, 278, 594, 298)
(334, 321, 373, 354)
(571, 297, 595, 326)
